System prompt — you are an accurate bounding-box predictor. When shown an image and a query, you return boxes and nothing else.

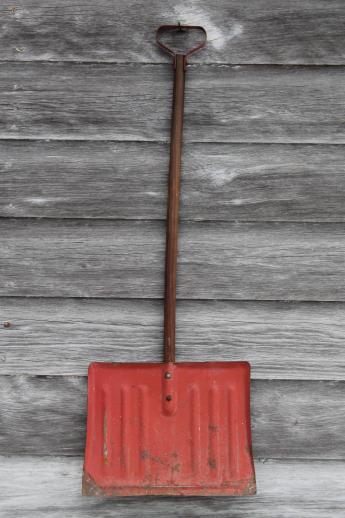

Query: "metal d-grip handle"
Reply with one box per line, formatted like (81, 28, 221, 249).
(156, 24, 207, 67)
(156, 25, 207, 363)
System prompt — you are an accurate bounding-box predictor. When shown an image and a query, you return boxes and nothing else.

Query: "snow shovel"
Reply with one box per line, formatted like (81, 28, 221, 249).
(83, 24, 256, 496)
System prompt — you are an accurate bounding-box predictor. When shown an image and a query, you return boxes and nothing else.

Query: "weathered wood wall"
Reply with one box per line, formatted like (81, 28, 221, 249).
(1, 1, 345, 516)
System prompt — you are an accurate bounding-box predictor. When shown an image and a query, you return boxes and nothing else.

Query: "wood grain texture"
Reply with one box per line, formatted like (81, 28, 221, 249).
(1, 457, 344, 517)
(2, 219, 345, 300)
(1, 3, 344, 517)
(1, 0, 345, 65)
(1, 297, 345, 380)
(2, 140, 345, 221)
(1, 63, 345, 143)
(0, 376, 344, 458)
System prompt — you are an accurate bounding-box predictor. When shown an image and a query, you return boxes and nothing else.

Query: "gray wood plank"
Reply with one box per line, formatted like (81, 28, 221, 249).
(1, 0, 345, 65)
(1, 456, 344, 518)
(2, 140, 345, 221)
(1, 298, 345, 380)
(2, 219, 345, 300)
(0, 376, 343, 458)
(1, 63, 345, 143)
(1, 457, 344, 517)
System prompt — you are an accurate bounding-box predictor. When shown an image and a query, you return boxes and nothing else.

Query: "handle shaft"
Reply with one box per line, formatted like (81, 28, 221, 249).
(164, 54, 186, 363)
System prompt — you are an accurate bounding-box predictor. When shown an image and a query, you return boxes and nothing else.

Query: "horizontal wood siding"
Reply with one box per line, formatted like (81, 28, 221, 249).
(1, 298, 345, 380)
(0, 376, 344, 459)
(1, 1, 344, 515)
(2, 140, 345, 221)
(2, 219, 345, 300)
(1, 457, 344, 517)
(1, 0, 345, 64)
(1, 64, 345, 143)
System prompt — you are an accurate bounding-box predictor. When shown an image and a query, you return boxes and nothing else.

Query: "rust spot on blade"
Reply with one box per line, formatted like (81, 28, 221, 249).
(140, 450, 149, 460)
(242, 476, 257, 496)
(82, 471, 107, 497)
(208, 458, 217, 469)
(140, 449, 181, 472)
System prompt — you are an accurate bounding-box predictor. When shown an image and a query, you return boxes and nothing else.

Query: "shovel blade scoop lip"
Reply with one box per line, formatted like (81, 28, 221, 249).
(83, 361, 256, 496)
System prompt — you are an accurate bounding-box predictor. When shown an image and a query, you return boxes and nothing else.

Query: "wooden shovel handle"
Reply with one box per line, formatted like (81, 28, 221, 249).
(156, 26, 206, 363)
(163, 53, 185, 363)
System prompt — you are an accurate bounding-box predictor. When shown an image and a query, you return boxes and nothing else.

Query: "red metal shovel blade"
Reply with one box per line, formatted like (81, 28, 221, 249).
(83, 362, 256, 496)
